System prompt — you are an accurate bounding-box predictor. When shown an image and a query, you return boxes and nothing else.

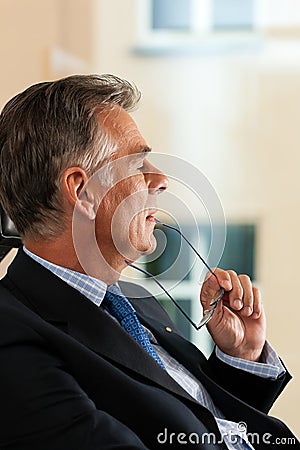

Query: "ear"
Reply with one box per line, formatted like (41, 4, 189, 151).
(62, 167, 96, 220)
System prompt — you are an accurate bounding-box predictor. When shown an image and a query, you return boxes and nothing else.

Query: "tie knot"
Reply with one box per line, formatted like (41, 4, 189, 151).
(103, 285, 135, 323)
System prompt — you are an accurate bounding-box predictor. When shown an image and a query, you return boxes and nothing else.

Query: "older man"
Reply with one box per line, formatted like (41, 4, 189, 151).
(0, 75, 298, 449)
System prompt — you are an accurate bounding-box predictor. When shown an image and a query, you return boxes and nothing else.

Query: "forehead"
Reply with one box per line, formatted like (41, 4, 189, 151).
(98, 106, 147, 156)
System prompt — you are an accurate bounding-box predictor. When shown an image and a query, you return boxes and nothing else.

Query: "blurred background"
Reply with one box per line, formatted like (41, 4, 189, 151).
(0, 0, 299, 437)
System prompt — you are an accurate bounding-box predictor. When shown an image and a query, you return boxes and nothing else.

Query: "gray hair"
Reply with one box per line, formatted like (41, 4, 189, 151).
(0, 74, 141, 239)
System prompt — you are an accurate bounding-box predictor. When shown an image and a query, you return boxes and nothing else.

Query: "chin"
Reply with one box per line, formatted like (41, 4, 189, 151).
(141, 234, 157, 255)
(126, 228, 157, 260)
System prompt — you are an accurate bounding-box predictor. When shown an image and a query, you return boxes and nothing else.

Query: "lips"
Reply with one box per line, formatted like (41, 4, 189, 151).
(146, 209, 157, 222)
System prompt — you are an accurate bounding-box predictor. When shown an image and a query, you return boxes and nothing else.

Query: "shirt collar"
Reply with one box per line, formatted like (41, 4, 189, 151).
(23, 246, 107, 307)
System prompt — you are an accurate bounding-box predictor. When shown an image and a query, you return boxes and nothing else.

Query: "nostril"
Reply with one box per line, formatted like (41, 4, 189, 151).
(158, 186, 167, 193)
(146, 171, 168, 193)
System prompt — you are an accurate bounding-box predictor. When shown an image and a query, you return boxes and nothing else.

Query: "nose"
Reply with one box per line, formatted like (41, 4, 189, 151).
(144, 161, 168, 195)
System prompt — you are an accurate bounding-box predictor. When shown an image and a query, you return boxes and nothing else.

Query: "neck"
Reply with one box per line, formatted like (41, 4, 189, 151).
(23, 233, 127, 285)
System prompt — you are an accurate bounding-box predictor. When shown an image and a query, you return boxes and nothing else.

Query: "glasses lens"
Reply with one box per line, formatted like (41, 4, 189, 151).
(197, 280, 225, 329)
(197, 308, 215, 329)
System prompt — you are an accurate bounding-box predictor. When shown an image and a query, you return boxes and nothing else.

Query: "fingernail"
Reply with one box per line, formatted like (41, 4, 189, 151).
(233, 299, 243, 309)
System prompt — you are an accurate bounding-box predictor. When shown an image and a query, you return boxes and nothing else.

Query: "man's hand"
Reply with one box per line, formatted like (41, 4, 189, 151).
(200, 269, 266, 362)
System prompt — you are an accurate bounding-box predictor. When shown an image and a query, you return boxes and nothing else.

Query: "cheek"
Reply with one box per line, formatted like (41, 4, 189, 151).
(121, 178, 148, 211)
(127, 176, 146, 194)
(100, 194, 116, 218)
(100, 177, 148, 228)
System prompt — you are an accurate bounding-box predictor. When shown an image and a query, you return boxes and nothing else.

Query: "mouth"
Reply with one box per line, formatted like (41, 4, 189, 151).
(145, 209, 157, 222)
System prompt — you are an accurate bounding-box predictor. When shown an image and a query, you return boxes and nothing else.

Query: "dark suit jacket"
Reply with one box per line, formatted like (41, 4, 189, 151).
(0, 249, 298, 449)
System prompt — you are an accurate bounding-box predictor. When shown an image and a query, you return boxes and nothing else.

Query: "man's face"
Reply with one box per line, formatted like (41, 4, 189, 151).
(94, 108, 168, 263)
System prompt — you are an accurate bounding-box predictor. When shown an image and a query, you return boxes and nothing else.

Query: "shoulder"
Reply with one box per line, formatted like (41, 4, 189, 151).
(0, 282, 46, 345)
(0, 281, 27, 318)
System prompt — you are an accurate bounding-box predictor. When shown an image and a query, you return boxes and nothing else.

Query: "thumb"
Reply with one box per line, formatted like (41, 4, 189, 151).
(200, 272, 222, 309)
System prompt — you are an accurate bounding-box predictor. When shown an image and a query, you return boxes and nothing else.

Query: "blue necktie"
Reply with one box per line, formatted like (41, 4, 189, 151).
(103, 285, 165, 370)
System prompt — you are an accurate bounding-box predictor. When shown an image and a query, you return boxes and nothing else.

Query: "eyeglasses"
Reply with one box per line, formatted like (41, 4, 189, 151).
(125, 219, 224, 330)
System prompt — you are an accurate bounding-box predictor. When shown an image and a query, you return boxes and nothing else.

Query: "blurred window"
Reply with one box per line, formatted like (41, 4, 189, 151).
(212, 0, 254, 30)
(149, 0, 255, 32)
(152, 0, 192, 30)
(135, 0, 259, 54)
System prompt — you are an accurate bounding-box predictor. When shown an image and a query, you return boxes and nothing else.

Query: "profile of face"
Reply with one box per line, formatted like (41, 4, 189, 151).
(91, 108, 168, 265)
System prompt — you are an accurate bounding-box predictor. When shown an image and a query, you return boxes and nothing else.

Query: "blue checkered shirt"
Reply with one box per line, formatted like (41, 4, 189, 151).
(24, 247, 285, 450)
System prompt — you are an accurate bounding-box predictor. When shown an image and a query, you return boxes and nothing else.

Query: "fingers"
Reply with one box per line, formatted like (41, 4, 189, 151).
(200, 271, 225, 309)
(201, 268, 262, 319)
(231, 272, 253, 317)
(252, 286, 262, 319)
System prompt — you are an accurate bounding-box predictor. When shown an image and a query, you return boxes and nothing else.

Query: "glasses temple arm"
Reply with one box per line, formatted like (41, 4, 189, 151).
(154, 220, 218, 282)
(124, 260, 199, 331)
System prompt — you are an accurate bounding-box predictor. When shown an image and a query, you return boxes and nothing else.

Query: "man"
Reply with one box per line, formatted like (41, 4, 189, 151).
(0, 74, 298, 449)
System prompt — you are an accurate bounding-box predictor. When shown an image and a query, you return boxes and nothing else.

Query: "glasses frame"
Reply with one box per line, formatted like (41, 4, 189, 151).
(125, 220, 224, 331)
